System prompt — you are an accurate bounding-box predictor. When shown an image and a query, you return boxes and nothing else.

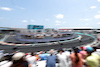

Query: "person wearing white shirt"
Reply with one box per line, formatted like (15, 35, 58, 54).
(57, 49, 68, 67)
(26, 52, 37, 67)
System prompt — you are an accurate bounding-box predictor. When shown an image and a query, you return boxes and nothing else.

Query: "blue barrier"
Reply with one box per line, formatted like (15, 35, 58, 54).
(75, 32, 97, 40)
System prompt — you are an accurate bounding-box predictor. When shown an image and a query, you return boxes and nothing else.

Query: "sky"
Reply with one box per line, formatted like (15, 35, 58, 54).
(0, 0, 100, 29)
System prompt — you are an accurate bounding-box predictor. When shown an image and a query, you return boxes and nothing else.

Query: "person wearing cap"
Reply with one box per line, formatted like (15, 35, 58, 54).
(86, 47, 100, 67)
(10, 52, 29, 67)
(79, 47, 87, 65)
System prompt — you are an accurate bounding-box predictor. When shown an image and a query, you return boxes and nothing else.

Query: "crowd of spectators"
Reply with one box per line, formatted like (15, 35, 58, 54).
(0, 45, 100, 67)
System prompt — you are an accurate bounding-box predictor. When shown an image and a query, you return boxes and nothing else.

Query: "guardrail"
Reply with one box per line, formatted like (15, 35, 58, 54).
(74, 32, 98, 47)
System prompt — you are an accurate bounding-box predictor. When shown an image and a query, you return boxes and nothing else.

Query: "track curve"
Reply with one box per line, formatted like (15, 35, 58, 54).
(0, 34, 95, 53)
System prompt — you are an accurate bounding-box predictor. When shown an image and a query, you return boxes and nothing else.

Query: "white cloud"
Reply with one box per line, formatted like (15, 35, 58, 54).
(97, 0, 100, 2)
(90, 6, 96, 9)
(16, 6, 25, 9)
(22, 20, 27, 22)
(97, 22, 100, 24)
(55, 20, 61, 23)
(80, 18, 91, 21)
(30, 20, 35, 22)
(94, 15, 100, 19)
(56, 14, 64, 19)
(0, 7, 12, 11)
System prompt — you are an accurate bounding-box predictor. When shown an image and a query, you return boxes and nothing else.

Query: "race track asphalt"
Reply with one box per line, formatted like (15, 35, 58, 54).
(0, 35, 95, 53)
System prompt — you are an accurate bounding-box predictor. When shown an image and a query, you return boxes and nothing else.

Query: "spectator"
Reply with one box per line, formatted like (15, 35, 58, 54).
(39, 51, 50, 60)
(80, 47, 87, 63)
(92, 46, 100, 56)
(25, 53, 32, 58)
(70, 47, 83, 67)
(67, 49, 72, 54)
(46, 49, 56, 67)
(63, 49, 72, 67)
(57, 48, 69, 67)
(26, 52, 37, 67)
(10, 52, 29, 67)
(35, 52, 40, 61)
(86, 47, 100, 67)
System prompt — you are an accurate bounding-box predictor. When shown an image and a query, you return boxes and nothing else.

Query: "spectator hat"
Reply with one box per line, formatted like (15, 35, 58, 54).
(86, 47, 93, 52)
(12, 52, 25, 60)
(80, 47, 83, 50)
(83, 47, 87, 50)
(80, 51, 87, 55)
